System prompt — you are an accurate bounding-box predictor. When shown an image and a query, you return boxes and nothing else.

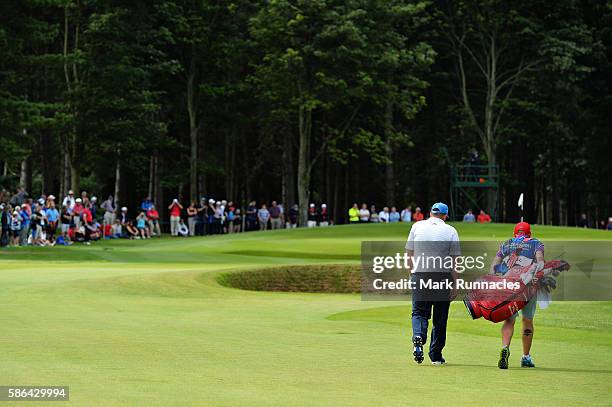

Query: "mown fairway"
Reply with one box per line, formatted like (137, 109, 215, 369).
(0, 223, 611, 406)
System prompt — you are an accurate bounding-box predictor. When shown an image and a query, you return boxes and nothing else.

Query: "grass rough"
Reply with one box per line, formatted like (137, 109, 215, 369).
(0, 223, 610, 406)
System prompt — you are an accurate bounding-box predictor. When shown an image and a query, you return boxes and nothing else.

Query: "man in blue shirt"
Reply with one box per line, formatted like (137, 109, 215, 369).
(141, 196, 154, 212)
(462, 209, 476, 222)
(45, 203, 59, 240)
(389, 206, 400, 222)
(19, 205, 30, 246)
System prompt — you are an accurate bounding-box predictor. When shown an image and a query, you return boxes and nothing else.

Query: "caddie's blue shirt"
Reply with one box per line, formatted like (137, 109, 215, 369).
(495, 236, 544, 274)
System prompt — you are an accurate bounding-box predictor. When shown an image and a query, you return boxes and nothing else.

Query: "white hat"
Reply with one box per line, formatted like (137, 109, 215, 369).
(68, 190, 74, 194)
(15, 205, 21, 211)
(121, 207, 127, 211)
(321, 203, 327, 208)
(215, 201, 221, 205)
(75, 198, 82, 203)
(48, 195, 55, 200)
(38, 198, 45, 204)
(91, 196, 97, 202)
(209, 198, 215, 203)
(309, 203, 315, 208)
(13, 210, 18, 215)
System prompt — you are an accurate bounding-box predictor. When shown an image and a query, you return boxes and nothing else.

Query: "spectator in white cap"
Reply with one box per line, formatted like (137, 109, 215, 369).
(211, 201, 223, 234)
(62, 190, 75, 210)
(118, 206, 129, 227)
(45, 199, 59, 240)
(10, 210, 22, 246)
(319, 204, 329, 227)
(46, 195, 56, 207)
(207, 198, 216, 234)
(73, 197, 84, 228)
(90, 196, 98, 219)
(307, 203, 318, 228)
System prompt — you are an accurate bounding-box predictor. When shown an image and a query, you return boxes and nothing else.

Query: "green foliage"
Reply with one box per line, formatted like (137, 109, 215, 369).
(0, 0, 610, 222)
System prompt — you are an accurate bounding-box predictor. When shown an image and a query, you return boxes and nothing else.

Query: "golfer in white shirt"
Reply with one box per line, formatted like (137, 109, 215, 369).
(405, 202, 460, 365)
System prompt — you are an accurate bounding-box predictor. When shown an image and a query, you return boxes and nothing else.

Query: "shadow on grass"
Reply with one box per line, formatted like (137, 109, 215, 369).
(449, 363, 612, 374)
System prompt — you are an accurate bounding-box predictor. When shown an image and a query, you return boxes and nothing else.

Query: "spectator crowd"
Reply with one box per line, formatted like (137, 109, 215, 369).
(0, 187, 334, 247)
(2, 187, 611, 248)
(345, 203, 495, 224)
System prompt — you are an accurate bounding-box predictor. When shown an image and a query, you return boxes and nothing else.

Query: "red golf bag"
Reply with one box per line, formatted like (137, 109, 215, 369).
(464, 260, 570, 323)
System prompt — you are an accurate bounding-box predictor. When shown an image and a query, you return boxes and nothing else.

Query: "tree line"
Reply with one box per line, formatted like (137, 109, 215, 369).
(0, 0, 610, 226)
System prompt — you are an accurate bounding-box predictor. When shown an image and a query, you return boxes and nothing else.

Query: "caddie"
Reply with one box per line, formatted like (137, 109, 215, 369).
(489, 221, 544, 369)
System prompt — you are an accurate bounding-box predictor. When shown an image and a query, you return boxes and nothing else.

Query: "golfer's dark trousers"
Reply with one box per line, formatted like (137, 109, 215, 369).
(412, 299, 450, 361)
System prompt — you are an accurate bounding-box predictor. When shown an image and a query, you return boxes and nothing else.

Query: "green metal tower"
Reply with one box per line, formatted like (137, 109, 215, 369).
(443, 148, 500, 221)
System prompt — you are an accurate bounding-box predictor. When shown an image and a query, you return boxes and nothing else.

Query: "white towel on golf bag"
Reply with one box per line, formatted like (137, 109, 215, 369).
(537, 288, 552, 309)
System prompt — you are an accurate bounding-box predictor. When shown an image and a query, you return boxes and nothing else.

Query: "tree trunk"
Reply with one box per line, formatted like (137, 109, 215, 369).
(63, 5, 80, 194)
(332, 161, 339, 224)
(153, 153, 160, 205)
(224, 128, 237, 199)
(198, 127, 206, 198)
(344, 161, 350, 223)
(324, 155, 330, 206)
(242, 140, 252, 201)
(61, 137, 71, 197)
(187, 55, 198, 201)
(282, 132, 296, 206)
(154, 153, 164, 219)
(297, 106, 312, 226)
(19, 158, 31, 191)
(551, 134, 560, 225)
(114, 149, 121, 207)
(70, 155, 80, 193)
(40, 130, 54, 195)
(384, 101, 395, 206)
(148, 154, 154, 198)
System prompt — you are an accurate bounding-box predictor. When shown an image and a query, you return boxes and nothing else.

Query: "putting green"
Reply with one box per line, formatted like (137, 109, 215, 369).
(0, 223, 610, 406)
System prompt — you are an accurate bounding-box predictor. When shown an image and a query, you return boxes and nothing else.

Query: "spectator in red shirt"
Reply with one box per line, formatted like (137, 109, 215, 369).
(73, 198, 84, 227)
(82, 206, 93, 225)
(412, 207, 424, 222)
(168, 199, 183, 236)
(477, 210, 492, 223)
(147, 205, 161, 237)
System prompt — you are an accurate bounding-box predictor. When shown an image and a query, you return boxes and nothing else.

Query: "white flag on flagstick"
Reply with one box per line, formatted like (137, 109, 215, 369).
(518, 193, 524, 210)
